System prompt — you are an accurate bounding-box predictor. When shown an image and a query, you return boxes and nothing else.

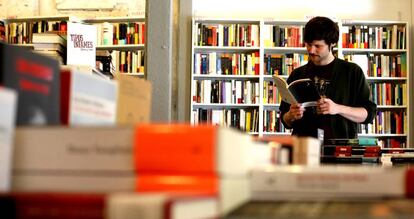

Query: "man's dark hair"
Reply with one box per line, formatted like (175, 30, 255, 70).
(304, 16, 339, 45)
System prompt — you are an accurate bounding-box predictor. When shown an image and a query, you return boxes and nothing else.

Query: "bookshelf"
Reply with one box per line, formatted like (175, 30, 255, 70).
(191, 18, 262, 135)
(339, 20, 409, 148)
(4, 15, 75, 46)
(190, 18, 410, 148)
(2, 15, 146, 77)
(83, 16, 146, 77)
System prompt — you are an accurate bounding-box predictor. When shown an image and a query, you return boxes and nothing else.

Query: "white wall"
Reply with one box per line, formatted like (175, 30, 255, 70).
(193, 0, 411, 22)
(0, 0, 145, 18)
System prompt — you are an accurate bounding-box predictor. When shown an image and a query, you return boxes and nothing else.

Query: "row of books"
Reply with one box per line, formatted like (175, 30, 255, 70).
(262, 25, 304, 47)
(7, 21, 67, 44)
(95, 22, 145, 45)
(368, 82, 406, 106)
(359, 111, 406, 135)
(263, 110, 285, 133)
(110, 50, 145, 74)
(193, 108, 260, 133)
(264, 53, 308, 75)
(193, 52, 260, 75)
(194, 23, 260, 47)
(341, 24, 406, 50)
(344, 53, 407, 77)
(193, 79, 260, 104)
(263, 80, 282, 104)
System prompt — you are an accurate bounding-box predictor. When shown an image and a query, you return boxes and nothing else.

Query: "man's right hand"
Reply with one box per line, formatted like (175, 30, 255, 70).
(283, 103, 305, 126)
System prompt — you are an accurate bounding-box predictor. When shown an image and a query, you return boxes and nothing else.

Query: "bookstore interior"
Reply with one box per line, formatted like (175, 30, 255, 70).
(1, 0, 414, 218)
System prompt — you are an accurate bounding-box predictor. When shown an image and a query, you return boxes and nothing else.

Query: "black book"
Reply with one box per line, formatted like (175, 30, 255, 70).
(320, 156, 363, 164)
(0, 42, 60, 125)
(273, 75, 321, 107)
(323, 138, 359, 146)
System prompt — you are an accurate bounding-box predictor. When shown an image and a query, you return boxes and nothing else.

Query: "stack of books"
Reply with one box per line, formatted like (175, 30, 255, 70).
(32, 31, 67, 64)
(321, 138, 381, 164)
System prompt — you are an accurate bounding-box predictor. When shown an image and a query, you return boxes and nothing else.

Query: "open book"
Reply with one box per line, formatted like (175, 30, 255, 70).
(272, 75, 321, 107)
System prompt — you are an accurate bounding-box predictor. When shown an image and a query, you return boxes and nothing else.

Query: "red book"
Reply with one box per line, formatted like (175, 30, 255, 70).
(364, 146, 381, 153)
(254, 51, 260, 75)
(0, 192, 218, 219)
(335, 146, 352, 153)
(334, 152, 352, 157)
(141, 23, 145, 44)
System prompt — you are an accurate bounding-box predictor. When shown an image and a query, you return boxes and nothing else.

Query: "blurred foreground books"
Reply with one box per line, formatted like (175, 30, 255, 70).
(8, 124, 276, 218)
(251, 165, 414, 201)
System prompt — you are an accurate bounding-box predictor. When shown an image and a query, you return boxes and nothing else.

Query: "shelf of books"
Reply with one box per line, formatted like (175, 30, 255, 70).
(4, 15, 73, 46)
(262, 19, 308, 136)
(83, 17, 145, 77)
(339, 20, 409, 148)
(191, 18, 261, 135)
(3, 15, 73, 65)
(191, 18, 410, 148)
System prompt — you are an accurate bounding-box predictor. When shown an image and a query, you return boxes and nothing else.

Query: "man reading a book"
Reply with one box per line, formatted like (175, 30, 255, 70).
(280, 16, 376, 140)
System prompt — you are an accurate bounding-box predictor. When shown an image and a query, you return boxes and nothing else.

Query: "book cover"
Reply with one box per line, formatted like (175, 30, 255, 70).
(0, 87, 17, 191)
(272, 75, 320, 107)
(0, 42, 60, 125)
(60, 67, 118, 125)
(115, 74, 152, 125)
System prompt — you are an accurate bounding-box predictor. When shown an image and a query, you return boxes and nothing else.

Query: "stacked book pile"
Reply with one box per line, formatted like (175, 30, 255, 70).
(381, 147, 414, 166)
(32, 31, 67, 64)
(320, 138, 381, 164)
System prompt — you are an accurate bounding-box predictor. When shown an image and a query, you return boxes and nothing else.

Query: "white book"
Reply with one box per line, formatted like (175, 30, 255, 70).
(12, 126, 135, 192)
(61, 69, 118, 125)
(0, 88, 17, 191)
(107, 193, 219, 219)
(251, 165, 413, 200)
(32, 32, 67, 45)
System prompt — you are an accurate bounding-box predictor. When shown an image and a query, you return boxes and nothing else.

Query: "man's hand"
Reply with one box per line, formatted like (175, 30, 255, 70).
(317, 98, 339, 115)
(284, 103, 305, 127)
(317, 98, 368, 123)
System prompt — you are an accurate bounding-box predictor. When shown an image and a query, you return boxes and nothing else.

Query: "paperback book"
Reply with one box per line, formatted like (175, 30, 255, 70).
(272, 75, 320, 107)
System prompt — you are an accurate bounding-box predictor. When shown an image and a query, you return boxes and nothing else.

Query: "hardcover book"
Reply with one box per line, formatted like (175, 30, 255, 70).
(272, 75, 321, 107)
(0, 42, 60, 125)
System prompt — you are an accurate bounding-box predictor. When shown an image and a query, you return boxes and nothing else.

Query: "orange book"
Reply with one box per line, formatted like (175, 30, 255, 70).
(134, 124, 217, 174)
(136, 173, 218, 195)
(134, 123, 254, 176)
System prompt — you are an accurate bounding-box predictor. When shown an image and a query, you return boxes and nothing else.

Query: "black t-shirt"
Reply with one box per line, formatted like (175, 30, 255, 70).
(303, 60, 335, 139)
